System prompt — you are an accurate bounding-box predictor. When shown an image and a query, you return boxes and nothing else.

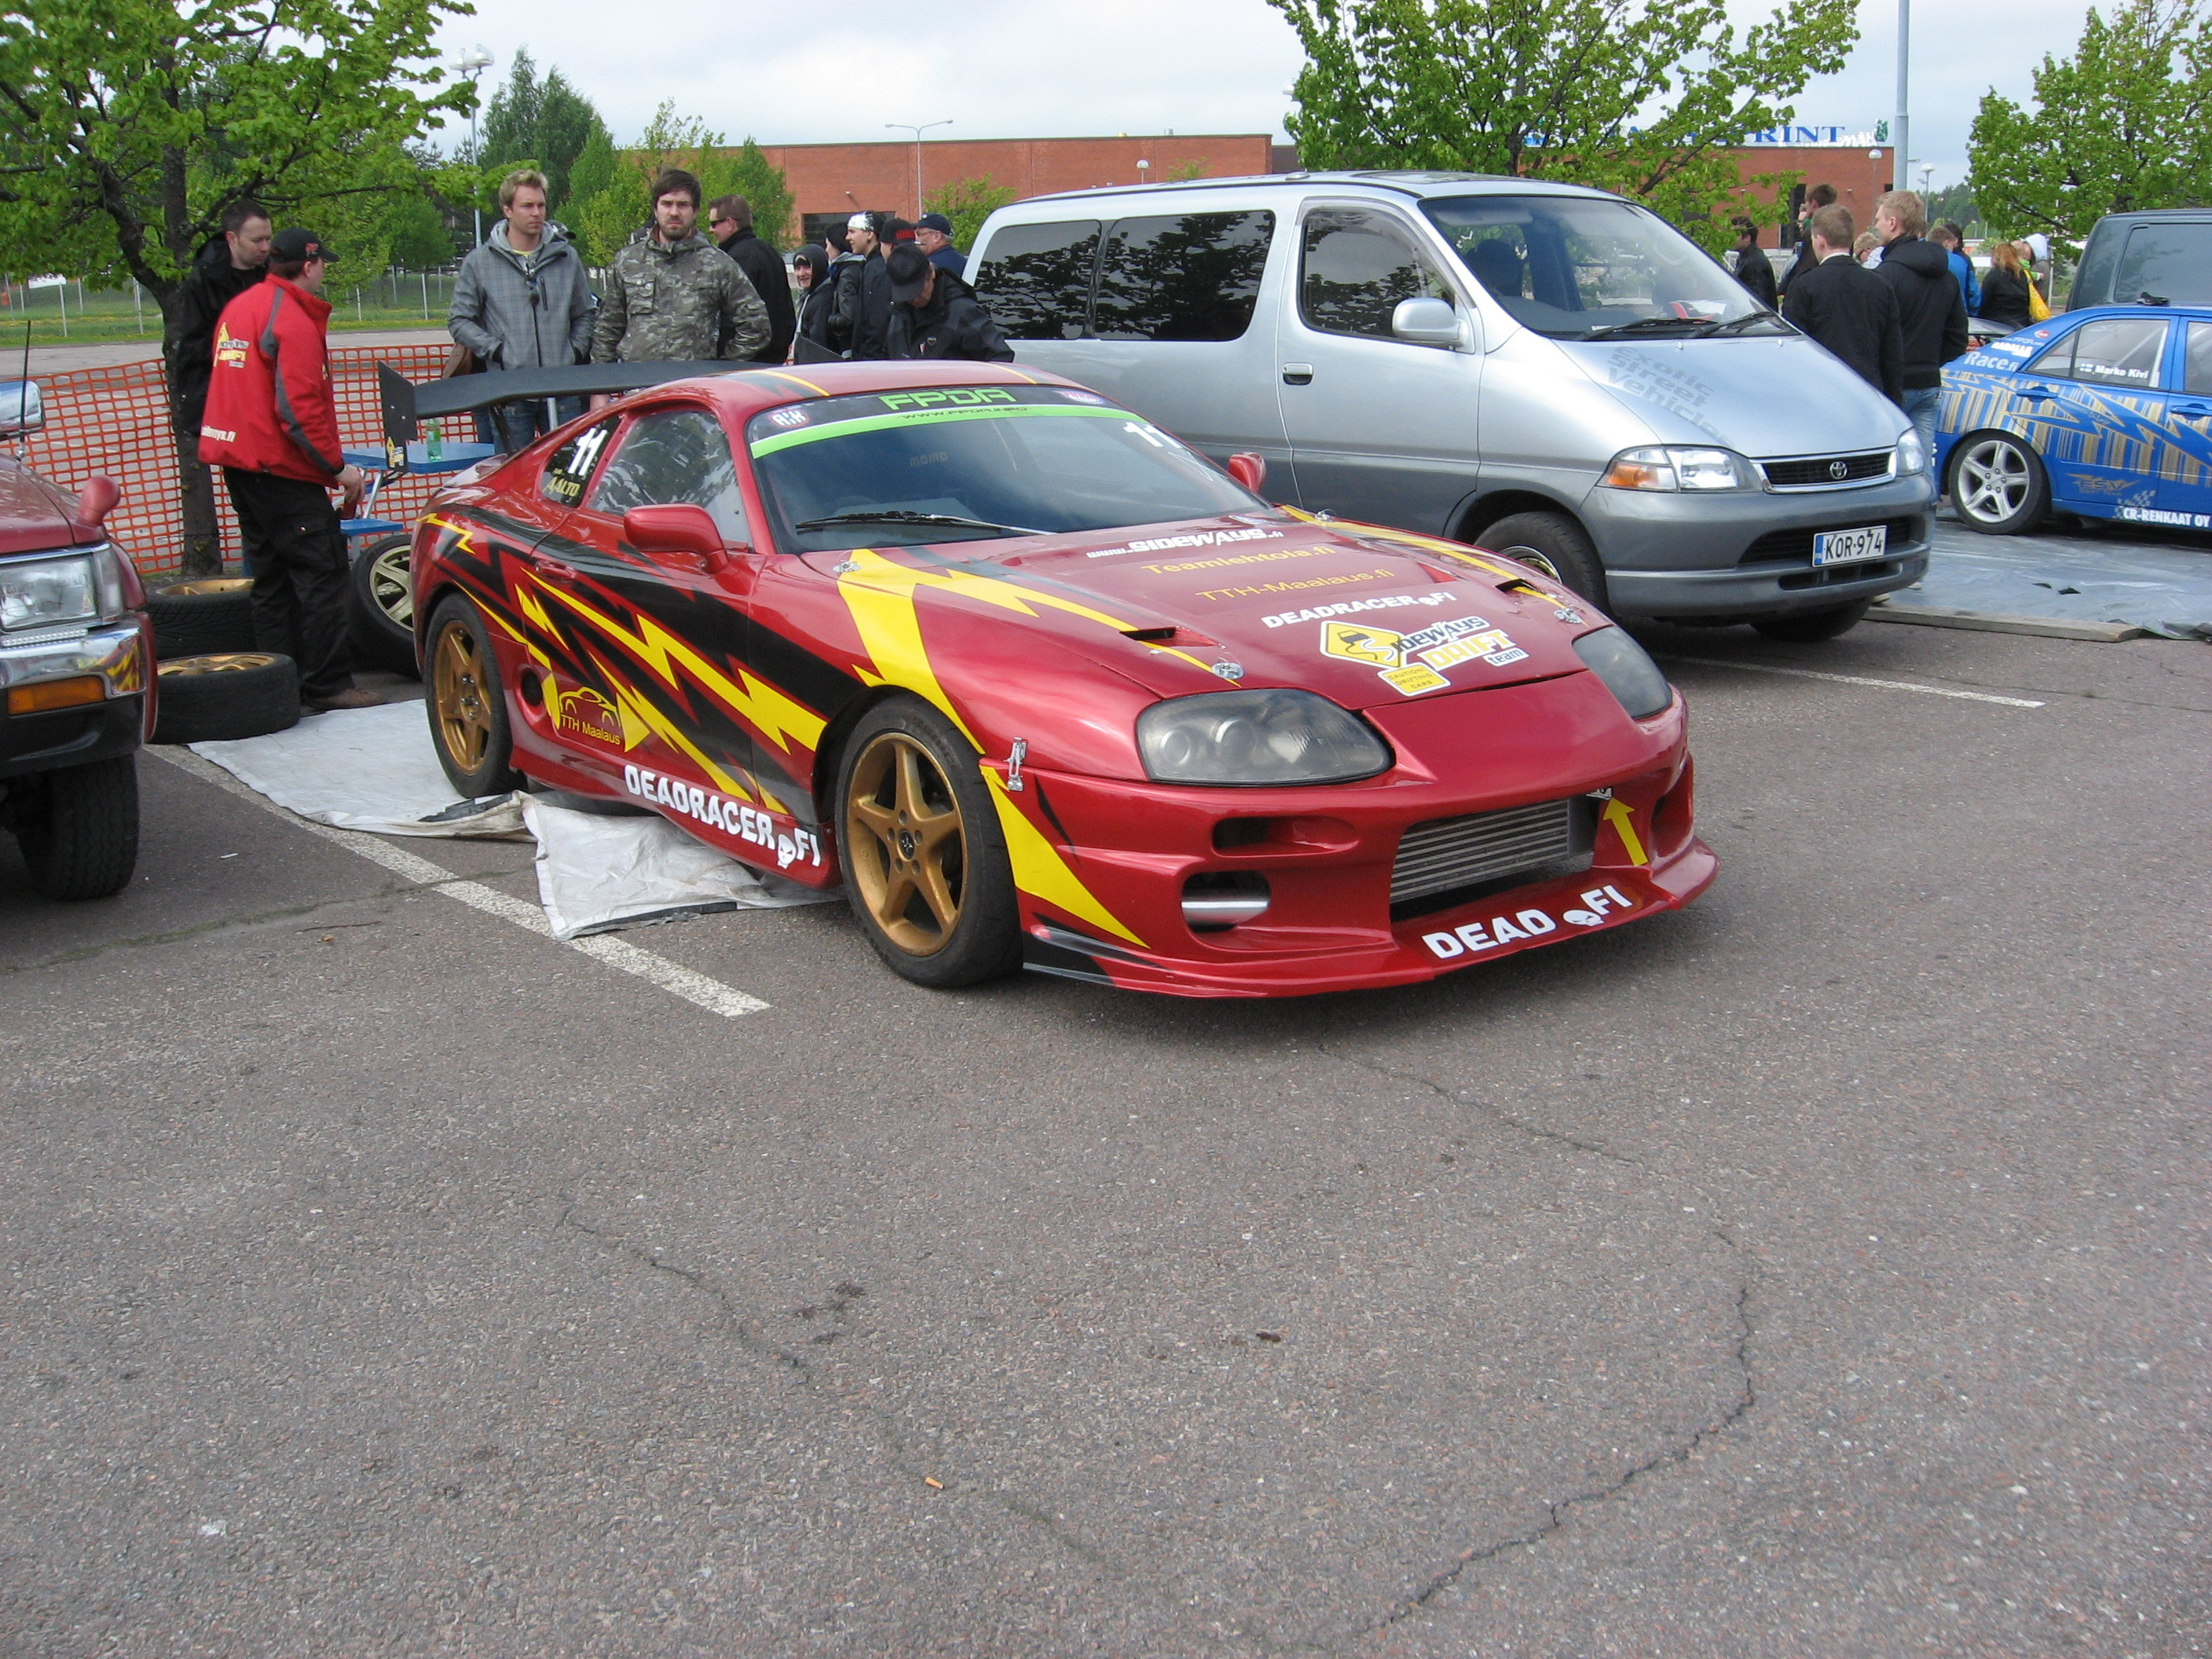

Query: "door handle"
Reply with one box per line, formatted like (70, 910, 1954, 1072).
(2016, 384, 2056, 400)
(1281, 364, 1314, 386)
(2174, 402, 2212, 417)
(536, 555, 581, 581)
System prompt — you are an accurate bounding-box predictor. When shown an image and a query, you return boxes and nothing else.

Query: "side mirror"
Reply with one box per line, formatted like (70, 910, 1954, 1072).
(0, 380, 45, 437)
(623, 504, 727, 570)
(75, 475, 122, 529)
(1391, 297, 1463, 347)
(1225, 452, 1267, 494)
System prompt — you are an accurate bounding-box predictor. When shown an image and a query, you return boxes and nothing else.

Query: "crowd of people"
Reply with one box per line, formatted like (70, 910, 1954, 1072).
(1728, 185, 2057, 445)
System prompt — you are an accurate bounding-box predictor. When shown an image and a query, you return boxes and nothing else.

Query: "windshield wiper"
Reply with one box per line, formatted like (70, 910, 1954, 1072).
(793, 509, 1045, 536)
(1580, 316, 1720, 340)
(1707, 311, 1790, 337)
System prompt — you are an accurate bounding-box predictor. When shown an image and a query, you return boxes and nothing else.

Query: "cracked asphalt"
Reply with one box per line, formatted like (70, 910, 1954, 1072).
(2, 621, 2206, 1657)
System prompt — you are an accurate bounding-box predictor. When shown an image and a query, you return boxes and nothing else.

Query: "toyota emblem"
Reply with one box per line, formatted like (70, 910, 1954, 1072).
(1829, 459, 1850, 480)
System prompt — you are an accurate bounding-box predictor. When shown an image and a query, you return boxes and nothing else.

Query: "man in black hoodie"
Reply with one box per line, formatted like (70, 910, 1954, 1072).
(883, 244, 1013, 361)
(166, 200, 271, 441)
(709, 195, 796, 363)
(1872, 189, 1968, 460)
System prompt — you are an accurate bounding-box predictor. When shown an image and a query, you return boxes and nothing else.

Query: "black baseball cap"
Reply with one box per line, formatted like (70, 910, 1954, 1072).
(916, 213, 954, 236)
(886, 243, 933, 302)
(271, 228, 337, 263)
(883, 217, 917, 243)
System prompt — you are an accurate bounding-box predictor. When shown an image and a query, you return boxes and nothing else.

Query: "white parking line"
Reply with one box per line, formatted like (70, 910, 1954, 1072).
(1659, 656, 2046, 708)
(148, 746, 770, 1018)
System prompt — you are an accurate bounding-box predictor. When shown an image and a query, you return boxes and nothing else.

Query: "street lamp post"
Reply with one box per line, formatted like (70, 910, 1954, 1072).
(1892, 0, 1910, 196)
(885, 120, 952, 220)
(456, 45, 494, 247)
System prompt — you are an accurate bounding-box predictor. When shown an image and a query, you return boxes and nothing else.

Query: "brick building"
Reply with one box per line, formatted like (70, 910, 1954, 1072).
(747, 127, 1895, 251)
(757, 134, 1276, 245)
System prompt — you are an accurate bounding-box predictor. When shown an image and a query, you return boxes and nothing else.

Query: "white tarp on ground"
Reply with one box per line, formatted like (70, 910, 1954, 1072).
(188, 698, 840, 939)
(521, 796, 833, 940)
(189, 701, 526, 837)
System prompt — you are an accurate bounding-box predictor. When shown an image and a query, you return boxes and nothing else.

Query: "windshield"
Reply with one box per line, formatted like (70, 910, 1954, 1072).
(745, 385, 1260, 551)
(1423, 195, 1782, 339)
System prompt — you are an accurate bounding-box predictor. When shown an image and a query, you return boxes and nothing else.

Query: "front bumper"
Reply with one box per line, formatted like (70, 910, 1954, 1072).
(0, 618, 152, 778)
(1583, 472, 1936, 620)
(1002, 679, 1713, 998)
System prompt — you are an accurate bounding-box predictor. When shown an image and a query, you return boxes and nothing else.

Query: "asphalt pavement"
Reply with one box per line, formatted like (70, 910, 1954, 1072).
(2, 622, 2206, 1657)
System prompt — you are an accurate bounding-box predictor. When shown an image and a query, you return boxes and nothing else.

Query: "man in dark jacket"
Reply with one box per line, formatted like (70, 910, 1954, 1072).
(1872, 190, 1970, 457)
(884, 244, 1014, 361)
(166, 200, 271, 441)
(833, 212, 894, 361)
(1776, 182, 1837, 303)
(199, 229, 376, 713)
(1782, 204, 1903, 407)
(914, 212, 967, 279)
(710, 195, 796, 363)
(1729, 217, 1778, 309)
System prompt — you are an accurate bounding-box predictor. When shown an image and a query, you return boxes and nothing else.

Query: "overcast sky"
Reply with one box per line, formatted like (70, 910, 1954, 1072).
(430, 0, 2089, 192)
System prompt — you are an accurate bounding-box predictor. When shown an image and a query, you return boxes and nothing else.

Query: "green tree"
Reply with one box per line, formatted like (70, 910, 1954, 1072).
(0, 0, 471, 573)
(1967, 0, 2212, 259)
(924, 176, 1018, 255)
(480, 47, 606, 214)
(1267, 0, 1859, 249)
(565, 103, 796, 264)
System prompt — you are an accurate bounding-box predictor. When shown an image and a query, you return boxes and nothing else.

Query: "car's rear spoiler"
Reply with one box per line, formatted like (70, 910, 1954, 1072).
(375, 361, 764, 461)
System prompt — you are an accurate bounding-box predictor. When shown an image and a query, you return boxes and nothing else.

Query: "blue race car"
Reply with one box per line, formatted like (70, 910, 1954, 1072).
(1938, 304, 2212, 534)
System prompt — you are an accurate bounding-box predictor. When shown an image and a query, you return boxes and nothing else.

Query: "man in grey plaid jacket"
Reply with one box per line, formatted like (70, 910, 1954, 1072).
(448, 168, 598, 452)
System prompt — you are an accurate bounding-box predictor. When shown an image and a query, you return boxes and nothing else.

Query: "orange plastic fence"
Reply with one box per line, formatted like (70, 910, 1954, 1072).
(17, 343, 454, 580)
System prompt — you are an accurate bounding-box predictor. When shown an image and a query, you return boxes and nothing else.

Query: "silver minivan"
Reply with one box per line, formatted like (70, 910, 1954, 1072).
(968, 171, 1935, 640)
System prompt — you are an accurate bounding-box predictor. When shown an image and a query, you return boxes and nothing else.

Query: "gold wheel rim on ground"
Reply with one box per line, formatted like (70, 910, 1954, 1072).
(161, 578, 255, 596)
(431, 621, 492, 771)
(844, 731, 968, 957)
(367, 542, 412, 626)
(158, 652, 280, 676)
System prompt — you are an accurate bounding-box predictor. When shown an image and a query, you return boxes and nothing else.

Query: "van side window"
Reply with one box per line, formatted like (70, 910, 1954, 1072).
(1094, 211, 1276, 342)
(1299, 209, 1456, 340)
(973, 220, 1101, 340)
(2113, 222, 2212, 307)
(2031, 317, 2169, 389)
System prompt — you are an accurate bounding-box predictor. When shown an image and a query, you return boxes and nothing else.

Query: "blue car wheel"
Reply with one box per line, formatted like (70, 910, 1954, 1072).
(1948, 431, 2049, 535)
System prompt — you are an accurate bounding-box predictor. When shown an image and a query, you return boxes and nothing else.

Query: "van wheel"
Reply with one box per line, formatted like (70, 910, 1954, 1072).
(1751, 599, 1873, 642)
(13, 756, 139, 900)
(1473, 512, 1608, 608)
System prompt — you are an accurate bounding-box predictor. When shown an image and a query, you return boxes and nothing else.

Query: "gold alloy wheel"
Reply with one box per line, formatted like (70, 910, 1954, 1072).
(364, 540, 412, 626)
(844, 730, 968, 957)
(157, 652, 280, 675)
(160, 578, 255, 596)
(431, 619, 492, 771)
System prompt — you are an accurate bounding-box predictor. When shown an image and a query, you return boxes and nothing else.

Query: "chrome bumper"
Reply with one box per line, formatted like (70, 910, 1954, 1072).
(0, 619, 149, 698)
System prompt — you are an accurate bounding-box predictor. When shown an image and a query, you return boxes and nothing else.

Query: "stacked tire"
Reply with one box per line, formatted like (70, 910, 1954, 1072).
(147, 577, 256, 659)
(152, 654, 299, 744)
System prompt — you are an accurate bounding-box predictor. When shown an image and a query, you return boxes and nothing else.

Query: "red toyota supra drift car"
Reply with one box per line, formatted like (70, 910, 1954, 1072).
(406, 361, 1713, 996)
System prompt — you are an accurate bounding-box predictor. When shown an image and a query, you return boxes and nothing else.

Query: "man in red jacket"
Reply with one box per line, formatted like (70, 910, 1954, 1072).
(199, 228, 377, 712)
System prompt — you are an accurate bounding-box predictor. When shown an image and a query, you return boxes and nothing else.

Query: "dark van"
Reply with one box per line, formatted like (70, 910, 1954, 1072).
(2067, 210, 2212, 309)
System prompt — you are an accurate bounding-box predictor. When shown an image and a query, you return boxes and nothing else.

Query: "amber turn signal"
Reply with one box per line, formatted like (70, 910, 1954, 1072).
(7, 675, 105, 716)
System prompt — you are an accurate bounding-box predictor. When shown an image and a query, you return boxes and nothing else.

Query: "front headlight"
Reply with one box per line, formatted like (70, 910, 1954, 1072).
(1573, 627, 1672, 719)
(0, 554, 98, 633)
(1137, 688, 1392, 786)
(1600, 445, 1756, 492)
(1895, 427, 1929, 475)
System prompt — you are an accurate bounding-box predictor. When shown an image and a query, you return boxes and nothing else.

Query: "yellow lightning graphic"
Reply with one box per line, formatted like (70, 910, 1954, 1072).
(1601, 797, 1649, 866)
(835, 548, 1146, 948)
(530, 573, 826, 759)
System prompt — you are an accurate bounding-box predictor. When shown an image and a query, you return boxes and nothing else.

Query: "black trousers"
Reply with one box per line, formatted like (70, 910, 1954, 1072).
(222, 470, 353, 701)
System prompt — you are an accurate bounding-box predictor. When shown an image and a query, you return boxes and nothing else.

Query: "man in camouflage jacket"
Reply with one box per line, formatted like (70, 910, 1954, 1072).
(589, 168, 768, 364)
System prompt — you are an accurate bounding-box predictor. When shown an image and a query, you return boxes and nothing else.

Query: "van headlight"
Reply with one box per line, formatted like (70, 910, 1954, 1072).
(1600, 445, 1756, 492)
(0, 554, 100, 632)
(1573, 627, 1672, 719)
(1137, 688, 1392, 786)
(1895, 427, 1929, 475)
